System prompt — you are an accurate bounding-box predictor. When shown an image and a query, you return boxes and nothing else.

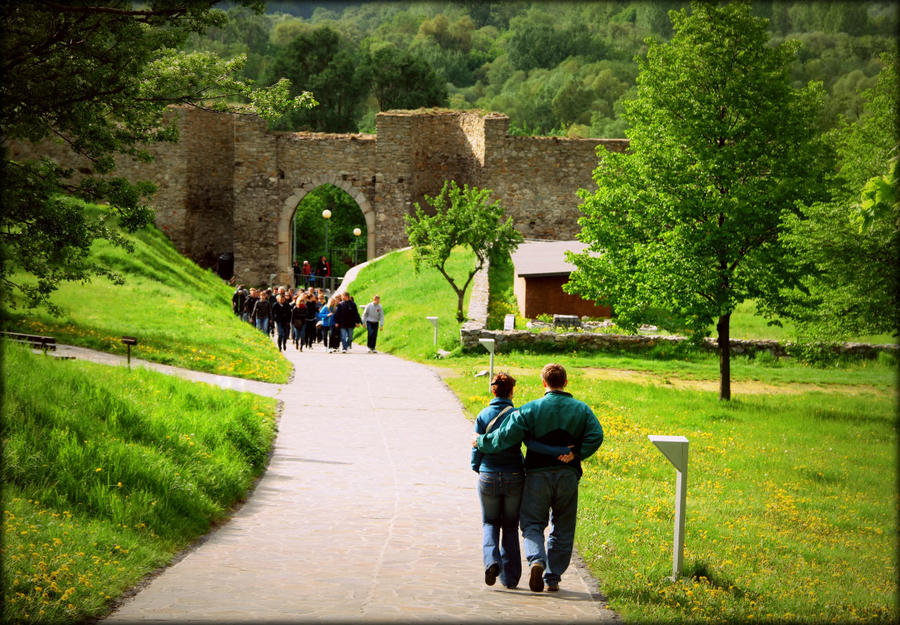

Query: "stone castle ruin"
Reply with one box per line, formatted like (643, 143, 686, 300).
(10, 107, 628, 286)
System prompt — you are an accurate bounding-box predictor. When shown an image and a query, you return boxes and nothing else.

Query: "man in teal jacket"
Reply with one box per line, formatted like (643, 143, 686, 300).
(475, 363, 604, 593)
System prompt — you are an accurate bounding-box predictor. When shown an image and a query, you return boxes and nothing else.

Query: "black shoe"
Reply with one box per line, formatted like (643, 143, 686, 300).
(547, 582, 559, 592)
(485, 563, 499, 586)
(529, 561, 545, 592)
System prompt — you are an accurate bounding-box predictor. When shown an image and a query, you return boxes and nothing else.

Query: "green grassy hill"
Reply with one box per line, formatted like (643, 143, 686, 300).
(3, 200, 290, 383)
(2, 343, 278, 623)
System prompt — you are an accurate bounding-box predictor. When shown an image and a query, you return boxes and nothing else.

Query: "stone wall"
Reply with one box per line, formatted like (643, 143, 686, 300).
(460, 323, 898, 359)
(13, 107, 632, 286)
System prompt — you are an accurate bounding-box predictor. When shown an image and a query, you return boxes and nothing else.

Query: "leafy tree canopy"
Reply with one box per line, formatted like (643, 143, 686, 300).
(780, 54, 899, 342)
(1, 1, 314, 312)
(267, 25, 371, 132)
(405, 181, 522, 322)
(566, 1, 832, 399)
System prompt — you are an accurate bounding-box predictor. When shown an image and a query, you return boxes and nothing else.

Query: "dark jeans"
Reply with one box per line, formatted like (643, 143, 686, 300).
(275, 321, 290, 351)
(479, 471, 524, 588)
(520, 468, 579, 586)
(366, 321, 379, 350)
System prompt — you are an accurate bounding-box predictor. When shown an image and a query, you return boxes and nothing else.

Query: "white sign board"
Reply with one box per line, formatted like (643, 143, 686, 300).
(503, 314, 515, 330)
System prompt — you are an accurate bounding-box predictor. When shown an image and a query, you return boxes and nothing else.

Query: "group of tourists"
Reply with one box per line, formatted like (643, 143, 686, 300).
(471, 364, 604, 593)
(231, 284, 385, 354)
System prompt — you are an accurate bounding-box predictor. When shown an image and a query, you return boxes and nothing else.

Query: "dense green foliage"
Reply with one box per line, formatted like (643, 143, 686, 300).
(781, 54, 899, 343)
(567, 2, 832, 400)
(2, 344, 278, 622)
(1, 1, 314, 312)
(406, 181, 522, 321)
(182, 1, 897, 135)
(291, 184, 368, 276)
(3, 200, 291, 383)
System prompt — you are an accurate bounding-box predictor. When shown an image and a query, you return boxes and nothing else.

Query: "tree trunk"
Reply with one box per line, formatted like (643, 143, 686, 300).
(717, 313, 732, 401)
(456, 289, 466, 322)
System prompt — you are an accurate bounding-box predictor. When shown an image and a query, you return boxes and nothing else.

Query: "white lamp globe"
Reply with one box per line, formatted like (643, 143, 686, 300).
(353, 227, 362, 237)
(322, 209, 332, 219)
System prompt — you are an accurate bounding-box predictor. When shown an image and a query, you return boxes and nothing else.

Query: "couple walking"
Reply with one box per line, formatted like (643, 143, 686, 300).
(471, 364, 604, 593)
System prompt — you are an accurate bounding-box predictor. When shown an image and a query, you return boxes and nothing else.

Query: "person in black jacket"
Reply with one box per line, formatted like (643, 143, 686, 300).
(334, 291, 361, 353)
(303, 293, 319, 350)
(252, 291, 271, 334)
(271, 293, 293, 351)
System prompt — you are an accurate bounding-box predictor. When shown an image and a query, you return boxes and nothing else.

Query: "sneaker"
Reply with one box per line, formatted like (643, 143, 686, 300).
(484, 562, 499, 586)
(546, 582, 559, 592)
(367, 348, 374, 353)
(528, 561, 545, 592)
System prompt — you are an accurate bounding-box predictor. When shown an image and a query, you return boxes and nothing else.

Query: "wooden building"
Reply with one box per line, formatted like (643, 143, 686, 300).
(510, 240, 612, 319)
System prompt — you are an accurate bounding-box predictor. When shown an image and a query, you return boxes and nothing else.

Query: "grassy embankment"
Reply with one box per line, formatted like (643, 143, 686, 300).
(2, 199, 289, 622)
(350, 247, 898, 623)
(3, 200, 291, 383)
(2, 344, 278, 623)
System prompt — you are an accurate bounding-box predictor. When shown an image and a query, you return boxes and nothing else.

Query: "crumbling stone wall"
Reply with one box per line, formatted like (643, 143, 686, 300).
(12, 107, 631, 286)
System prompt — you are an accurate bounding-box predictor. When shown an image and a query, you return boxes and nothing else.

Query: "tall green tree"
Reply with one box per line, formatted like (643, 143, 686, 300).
(566, 1, 831, 400)
(405, 181, 522, 322)
(780, 54, 899, 343)
(267, 26, 371, 132)
(1, 1, 314, 312)
(370, 46, 448, 111)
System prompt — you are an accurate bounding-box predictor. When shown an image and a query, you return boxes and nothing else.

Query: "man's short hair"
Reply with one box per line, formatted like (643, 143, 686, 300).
(541, 363, 567, 388)
(490, 372, 516, 398)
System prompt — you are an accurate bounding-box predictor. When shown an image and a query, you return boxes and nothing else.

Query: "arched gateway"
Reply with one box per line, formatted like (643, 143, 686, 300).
(9, 107, 628, 286)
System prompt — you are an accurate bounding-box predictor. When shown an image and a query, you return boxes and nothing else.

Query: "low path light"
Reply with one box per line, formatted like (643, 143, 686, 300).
(648, 434, 689, 581)
(426, 316, 439, 346)
(121, 336, 138, 370)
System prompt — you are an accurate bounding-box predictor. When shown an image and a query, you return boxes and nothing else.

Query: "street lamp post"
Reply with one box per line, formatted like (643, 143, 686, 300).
(321, 209, 332, 291)
(322, 209, 332, 279)
(352, 227, 362, 265)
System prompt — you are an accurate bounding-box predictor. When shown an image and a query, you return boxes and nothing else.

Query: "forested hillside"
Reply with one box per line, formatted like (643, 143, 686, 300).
(185, 1, 897, 136)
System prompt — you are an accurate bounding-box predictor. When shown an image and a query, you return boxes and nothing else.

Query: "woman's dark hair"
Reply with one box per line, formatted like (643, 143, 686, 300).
(490, 372, 516, 398)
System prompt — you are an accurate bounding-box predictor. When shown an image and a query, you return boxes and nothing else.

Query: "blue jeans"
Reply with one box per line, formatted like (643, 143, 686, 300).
(255, 317, 269, 334)
(366, 321, 379, 350)
(479, 471, 523, 588)
(519, 468, 579, 586)
(340, 327, 354, 351)
(276, 321, 290, 350)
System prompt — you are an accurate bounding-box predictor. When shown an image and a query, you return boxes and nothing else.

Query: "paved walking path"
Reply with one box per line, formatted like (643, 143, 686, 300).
(61, 342, 617, 623)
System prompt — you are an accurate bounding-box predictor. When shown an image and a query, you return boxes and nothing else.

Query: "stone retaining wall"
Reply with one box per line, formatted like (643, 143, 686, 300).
(460, 304, 897, 359)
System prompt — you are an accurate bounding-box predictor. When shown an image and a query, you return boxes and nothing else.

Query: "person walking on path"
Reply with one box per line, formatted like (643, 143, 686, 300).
(471, 373, 574, 590)
(474, 363, 604, 593)
(333, 292, 361, 353)
(361, 295, 385, 353)
(252, 291, 271, 335)
(271, 293, 292, 352)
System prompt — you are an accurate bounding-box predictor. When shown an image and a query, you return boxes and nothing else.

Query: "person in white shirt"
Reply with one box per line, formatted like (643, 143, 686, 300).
(362, 295, 385, 353)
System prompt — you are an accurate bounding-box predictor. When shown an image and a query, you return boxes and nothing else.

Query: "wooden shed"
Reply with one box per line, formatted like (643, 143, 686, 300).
(510, 240, 611, 319)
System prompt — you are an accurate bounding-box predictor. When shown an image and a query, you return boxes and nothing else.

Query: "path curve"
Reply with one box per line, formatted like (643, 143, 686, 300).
(63, 342, 617, 623)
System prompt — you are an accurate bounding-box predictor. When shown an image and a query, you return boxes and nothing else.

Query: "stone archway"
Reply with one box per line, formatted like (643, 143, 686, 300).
(278, 176, 375, 283)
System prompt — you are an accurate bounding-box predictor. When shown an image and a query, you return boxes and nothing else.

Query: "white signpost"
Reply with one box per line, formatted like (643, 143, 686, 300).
(503, 314, 515, 331)
(478, 338, 496, 387)
(648, 434, 689, 580)
(426, 316, 439, 346)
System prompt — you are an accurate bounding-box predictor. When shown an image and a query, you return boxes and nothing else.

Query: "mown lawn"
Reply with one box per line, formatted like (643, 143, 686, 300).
(351, 247, 898, 623)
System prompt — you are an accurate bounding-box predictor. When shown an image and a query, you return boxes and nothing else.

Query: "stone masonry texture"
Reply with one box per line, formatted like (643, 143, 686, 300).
(11, 107, 629, 286)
